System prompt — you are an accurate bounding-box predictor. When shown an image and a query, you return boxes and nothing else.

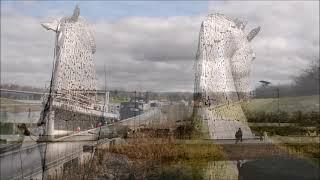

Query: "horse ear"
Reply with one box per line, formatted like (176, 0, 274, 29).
(71, 5, 80, 21)
(41, 19, 59, 32)
(247, 26, 261, 42)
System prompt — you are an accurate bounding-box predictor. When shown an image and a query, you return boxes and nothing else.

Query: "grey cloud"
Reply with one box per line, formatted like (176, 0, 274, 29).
(209, 1, 319, 87)
(93, 16, 201, 62)
(1, 12, 200, 91)
(1, 1, 319, 92)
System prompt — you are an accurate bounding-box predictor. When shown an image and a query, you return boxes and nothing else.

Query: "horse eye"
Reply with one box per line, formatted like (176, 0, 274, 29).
(252, 53, 256, 61)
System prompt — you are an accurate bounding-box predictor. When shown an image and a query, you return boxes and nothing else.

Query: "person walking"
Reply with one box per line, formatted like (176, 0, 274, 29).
(235, 130, 240, 144)
(235, 128, 243, 144)
(238, 128, 243, 142)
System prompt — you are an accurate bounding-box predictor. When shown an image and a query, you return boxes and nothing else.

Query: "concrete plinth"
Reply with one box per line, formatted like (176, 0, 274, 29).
(45, 111, 55, 141)
(201, 108, 253, 139)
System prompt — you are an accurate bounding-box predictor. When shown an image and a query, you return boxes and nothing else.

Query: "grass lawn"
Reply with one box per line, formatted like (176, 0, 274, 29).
(0, 98, 26, 105)
(247, 95, 319, 113)
(110, 97, 128, 104)
(0, 98, 41, 112)
(207, 95, 319, 120)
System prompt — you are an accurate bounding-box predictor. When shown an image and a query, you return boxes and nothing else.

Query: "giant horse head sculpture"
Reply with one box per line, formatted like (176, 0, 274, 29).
(230, 18, 260, 100)
(194, 13, 260, 105)
(41, 5, 97, 95)
(193, 13, 260, 139)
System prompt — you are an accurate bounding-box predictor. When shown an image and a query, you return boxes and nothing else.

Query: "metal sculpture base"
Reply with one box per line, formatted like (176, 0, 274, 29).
(201, 108, 253, 139)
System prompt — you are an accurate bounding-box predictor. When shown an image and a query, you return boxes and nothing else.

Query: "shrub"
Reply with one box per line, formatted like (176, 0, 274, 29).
(247, 111, 319, 126)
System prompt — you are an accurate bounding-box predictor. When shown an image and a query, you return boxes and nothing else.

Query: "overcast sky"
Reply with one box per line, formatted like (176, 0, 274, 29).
(1, 1, 319, 92)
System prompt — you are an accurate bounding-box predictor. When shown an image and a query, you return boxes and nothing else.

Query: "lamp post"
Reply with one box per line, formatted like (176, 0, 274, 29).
(259, 80, 280, 126)
(134, 90, 136, 132)
(276, 85, 280, 126)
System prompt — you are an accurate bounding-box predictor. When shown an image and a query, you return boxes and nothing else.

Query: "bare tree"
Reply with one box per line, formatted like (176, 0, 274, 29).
(294, 59, 319, 96)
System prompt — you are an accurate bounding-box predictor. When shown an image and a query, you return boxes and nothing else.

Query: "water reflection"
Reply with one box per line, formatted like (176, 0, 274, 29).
(204, 160, 240, 179)
(238, 157, 319, 180)
(0, 140, 94, 179)
(151, 160, 242, 180)
(153, 158, 319, 180)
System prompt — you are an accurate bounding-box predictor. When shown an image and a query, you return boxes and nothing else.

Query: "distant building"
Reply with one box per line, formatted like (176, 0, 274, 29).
(108, 103, 120, 114)
(150, 102, 158, 107)
(119, 101, 144, 120)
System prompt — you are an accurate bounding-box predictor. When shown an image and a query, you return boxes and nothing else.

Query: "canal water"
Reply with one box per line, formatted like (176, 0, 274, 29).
(147, 158, 319, 180)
